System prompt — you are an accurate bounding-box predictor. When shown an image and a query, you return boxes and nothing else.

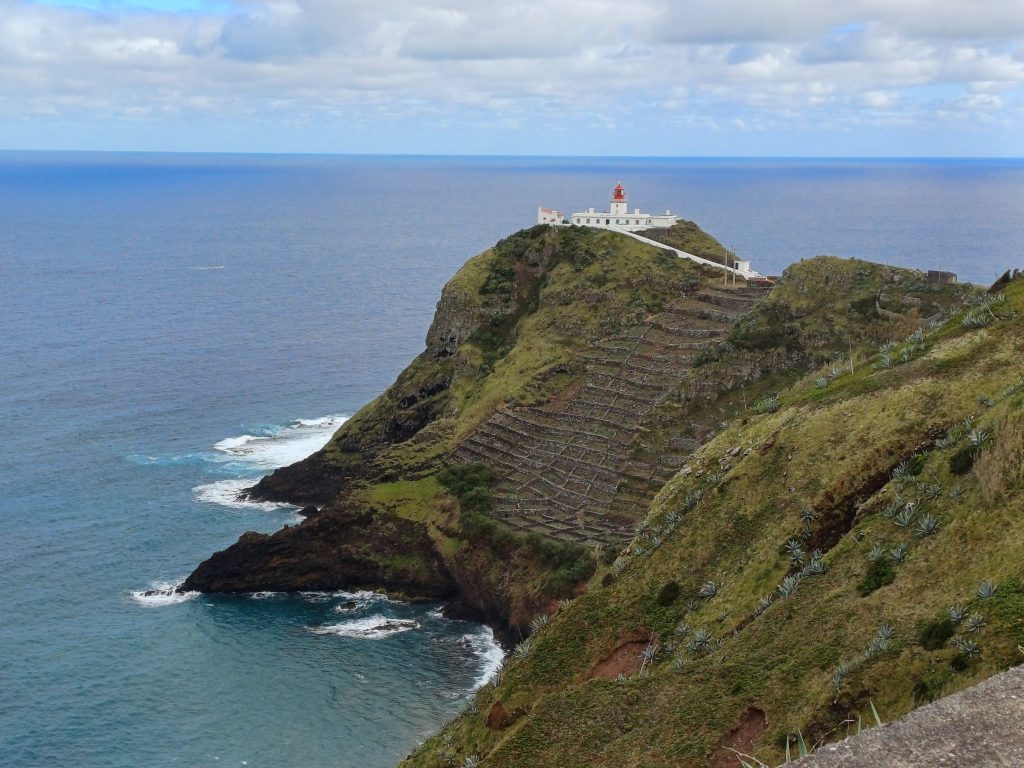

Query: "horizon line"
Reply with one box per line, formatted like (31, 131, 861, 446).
(1, 148, 1022, 162)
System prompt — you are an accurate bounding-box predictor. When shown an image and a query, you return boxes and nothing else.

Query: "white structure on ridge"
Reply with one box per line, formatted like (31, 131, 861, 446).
(536, 183, 678, 232)
(536, 182, 764, 282)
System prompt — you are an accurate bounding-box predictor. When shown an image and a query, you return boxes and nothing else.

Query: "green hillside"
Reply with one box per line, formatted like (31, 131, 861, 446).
(401, 270, 1024, 768)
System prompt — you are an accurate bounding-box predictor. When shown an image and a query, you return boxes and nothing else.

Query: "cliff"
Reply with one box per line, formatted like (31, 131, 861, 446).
(402, 270, 1024, 768)
(181, 222, 1024, 766)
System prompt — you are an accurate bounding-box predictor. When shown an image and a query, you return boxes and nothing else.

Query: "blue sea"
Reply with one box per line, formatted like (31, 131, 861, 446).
(2, 153, 1023, 768)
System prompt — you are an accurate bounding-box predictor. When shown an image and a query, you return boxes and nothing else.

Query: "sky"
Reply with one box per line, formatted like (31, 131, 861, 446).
(1, 0, 1023, 155)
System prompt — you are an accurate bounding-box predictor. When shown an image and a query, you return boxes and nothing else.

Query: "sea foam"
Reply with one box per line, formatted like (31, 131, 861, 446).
(129, 579, 198, 607)
(309, 615, 420, 639)
(210, 415, 347, 469)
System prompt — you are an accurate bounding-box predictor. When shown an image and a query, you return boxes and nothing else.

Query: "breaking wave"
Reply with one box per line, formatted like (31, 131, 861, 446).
(309, 616, 421, 639)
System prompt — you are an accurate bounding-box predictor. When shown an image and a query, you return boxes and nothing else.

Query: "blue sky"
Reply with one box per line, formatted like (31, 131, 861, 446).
(3, 0, 1023, 155)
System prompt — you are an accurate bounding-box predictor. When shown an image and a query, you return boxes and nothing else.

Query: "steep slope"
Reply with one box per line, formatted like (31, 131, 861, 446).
(184, 223, 773, 626)
(401, 273, 1024, 768)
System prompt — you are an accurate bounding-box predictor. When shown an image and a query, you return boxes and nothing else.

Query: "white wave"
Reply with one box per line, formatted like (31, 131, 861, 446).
(309, 615, 420, 639)
(130, 579, 198, 607)
(247, 591, 280, 600)
(210, 415, 347, 470)
(192, 478, 304, 519)
(465, 627, 505, 688)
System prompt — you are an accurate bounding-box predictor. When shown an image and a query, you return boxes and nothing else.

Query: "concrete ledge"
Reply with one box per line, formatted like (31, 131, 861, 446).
(793, 663, 1024, 767)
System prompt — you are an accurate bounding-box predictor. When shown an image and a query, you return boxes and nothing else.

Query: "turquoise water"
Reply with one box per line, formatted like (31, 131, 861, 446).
(2, 153, 1023, 768)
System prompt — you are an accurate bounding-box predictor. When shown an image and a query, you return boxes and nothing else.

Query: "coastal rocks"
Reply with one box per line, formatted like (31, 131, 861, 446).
(180, 506, 457, 598)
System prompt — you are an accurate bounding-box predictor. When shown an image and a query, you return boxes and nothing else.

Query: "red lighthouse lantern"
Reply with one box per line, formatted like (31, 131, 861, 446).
(613, 183, 625, 201)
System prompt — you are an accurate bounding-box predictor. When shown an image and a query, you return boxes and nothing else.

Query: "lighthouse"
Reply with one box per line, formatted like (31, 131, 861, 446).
(610, 182, 628, 216)
(541, 183, 678, 231)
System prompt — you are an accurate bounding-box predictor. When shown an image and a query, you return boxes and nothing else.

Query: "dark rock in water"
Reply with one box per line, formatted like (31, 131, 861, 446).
(339, 601, 357, 611)
(297, 505, 318, 518)
(180, 505, 456, 598)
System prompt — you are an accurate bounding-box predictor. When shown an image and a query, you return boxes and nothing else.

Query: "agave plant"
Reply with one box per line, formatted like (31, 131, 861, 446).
(754, 595, 773, 616)
(815, 376, 829, 389)
(882, 500, 901, 519)
(777, 574, 801, 597)
(802, 557, 827, 577)
(512, 638, 533, 660)
(463, 755, 482, 768)
(968, 429, 990, 448)
(966, 615, 986, 634)
(891, 461, 911, 483)
(894, 505, 918, 529)
(948, 603, 968, 624)
(616, 672, 629, 684)
(948, 486, 964, 499)
(865, 637, 890, 658)
(916, 514, 940, 538)
(529, 614, 550, 633)
(800, 507, 818, 526)
(867, 542, 887, 562)
(674, 621, 691, 637)
(977, 396, 996, 408)
(831, 662, 851, 691)
(977, 581, 997, 600)
(698, 580, 721, 599)
(671, 656, 686, 672)
(640, 643, 659, 665)
(875, 623, 896, 641)
(889, 543, 909, 563)
(952, 635, 980, 658)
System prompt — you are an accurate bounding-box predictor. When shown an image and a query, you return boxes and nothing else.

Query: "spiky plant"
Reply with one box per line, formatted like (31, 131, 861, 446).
(512, 638, 533, 660)
(891, 461, 911, 483)
(966, 615, 986, 633)
(754, 595, 773, 616)
(916, 514, 939, 538)
(875, 623, 896, 641)
(529, 614, 550, 633)
(969, 429, 990, 447)
(882, 500, 901, 519)
(463, 755, 481, 768)
(698, 580, 721, 599)
(831, 662, 850, 691)
(777, 574, 801, 597)
(815, 377, 829, 389)
(867, 542, 887, 562)
(953, 635, 980, 658)
(948, 603, 968, 624)
(978, 581, 998, 600)
(640, 643, 659, 665)
(894, 505, 918, 528)
(674, 621, 691, 637)
(889, 543, 909, 563)
(671, 656, 686, 672)
(615, 672, 628, 684)
(948, 485, 964, 499)
(800, 507, 817, 526)
(802, 557, 826, 577)
(865, 637, 890, 658)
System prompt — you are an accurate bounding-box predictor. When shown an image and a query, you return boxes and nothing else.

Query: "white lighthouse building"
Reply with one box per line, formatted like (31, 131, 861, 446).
(537, 183, 678, 232)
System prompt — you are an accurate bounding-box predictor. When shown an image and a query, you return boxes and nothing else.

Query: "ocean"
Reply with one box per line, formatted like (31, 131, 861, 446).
(2, 153, 1023, 768)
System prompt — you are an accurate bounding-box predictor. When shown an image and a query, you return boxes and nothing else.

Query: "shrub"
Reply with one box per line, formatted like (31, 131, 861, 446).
(657, 581, 681, 606)
(949, 444, 980, 475)
(858, 559, 896, 596)
(919, 617, 955, 650)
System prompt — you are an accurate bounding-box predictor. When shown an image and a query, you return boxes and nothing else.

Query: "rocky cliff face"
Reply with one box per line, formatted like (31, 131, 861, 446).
(183, 225, 980, 655)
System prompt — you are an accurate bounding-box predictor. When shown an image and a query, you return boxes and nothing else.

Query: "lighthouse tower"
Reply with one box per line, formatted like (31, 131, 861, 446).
(610, 182, 628, 216)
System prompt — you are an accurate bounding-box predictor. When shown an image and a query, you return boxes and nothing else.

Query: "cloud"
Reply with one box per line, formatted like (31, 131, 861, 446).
(0, 0, 1022, 153)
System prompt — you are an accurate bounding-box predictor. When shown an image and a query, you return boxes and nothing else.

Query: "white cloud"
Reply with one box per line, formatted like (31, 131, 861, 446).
(0, 0, 1021, 152)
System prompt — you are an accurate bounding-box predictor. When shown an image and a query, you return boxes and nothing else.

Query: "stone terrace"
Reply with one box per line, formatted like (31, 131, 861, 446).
(452, 284, 769, 547)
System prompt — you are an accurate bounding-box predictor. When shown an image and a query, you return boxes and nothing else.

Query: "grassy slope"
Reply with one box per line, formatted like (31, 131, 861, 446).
(330, 224, 734, 624)
(402, 276, 1023, 768)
